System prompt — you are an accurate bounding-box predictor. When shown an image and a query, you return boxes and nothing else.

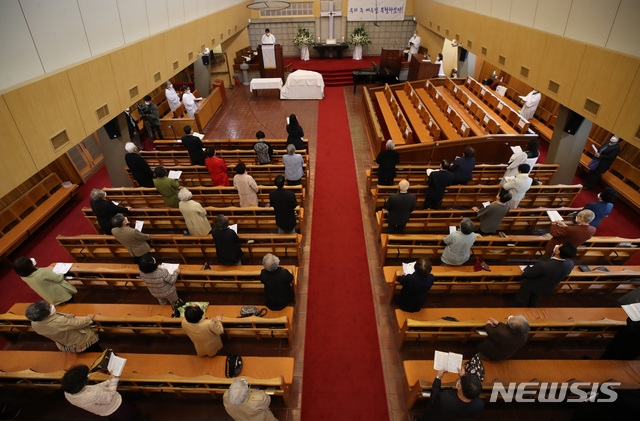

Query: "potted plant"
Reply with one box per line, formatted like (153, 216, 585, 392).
(293, 27, 316, 61)
(347, 23, 371, 60)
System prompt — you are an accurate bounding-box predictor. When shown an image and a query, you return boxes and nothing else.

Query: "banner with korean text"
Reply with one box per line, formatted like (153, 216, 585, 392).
(347, 0, 406, 21)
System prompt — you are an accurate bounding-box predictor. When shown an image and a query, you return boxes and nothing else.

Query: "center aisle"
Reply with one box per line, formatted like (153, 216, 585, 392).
(301, 86, 388, 419)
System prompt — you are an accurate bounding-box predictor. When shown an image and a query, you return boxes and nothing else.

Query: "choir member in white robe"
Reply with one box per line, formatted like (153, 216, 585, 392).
(182, 87, 199, 119)
(519, 90, 541, 120)
(435, 53, 445, 77)
(408, 31, 421, 61)
(262, 29, 276, 45)
(165, 82, 181, 112)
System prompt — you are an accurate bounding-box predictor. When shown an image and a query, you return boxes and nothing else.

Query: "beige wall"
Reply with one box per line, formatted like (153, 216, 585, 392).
(413, 0, 640, 148)
(0, 2, 251, 198)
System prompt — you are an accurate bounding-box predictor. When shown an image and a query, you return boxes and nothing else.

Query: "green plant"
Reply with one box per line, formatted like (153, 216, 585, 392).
(292, 27, 316, 47)
(347, 23, 372, 46)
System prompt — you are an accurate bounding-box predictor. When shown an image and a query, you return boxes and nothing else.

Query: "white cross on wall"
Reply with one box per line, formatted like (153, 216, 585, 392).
(320, 1, 342, 40)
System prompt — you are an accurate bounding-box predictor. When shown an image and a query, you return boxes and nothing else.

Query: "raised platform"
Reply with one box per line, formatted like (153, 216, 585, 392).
(284, 56, 381, 87)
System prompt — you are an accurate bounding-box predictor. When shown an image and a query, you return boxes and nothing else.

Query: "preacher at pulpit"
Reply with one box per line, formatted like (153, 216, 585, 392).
(262, 28, 276, 45)
(408, 30, 421, 60)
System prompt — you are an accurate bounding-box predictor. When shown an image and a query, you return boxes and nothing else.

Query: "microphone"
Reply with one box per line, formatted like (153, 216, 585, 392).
(168, 125, 177, 139)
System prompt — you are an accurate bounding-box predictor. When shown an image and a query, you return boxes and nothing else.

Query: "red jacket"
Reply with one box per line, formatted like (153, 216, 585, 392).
(545, 223, 596, 254)
(205, 156, 229, 187)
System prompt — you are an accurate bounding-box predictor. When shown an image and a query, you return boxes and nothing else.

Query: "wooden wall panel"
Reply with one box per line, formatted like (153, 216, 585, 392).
(0, 97, 38, 198)
(537, 34, 586, 104)
(140, 36, 170, 92)
(181, 21, 199, 66)
(67, 55, 121, 134)
(3, 72, 85, 170)
(109, 42, 150, 109)
(163, 27, 185, 79)
(486, 19, 518, 76)
(568, 46, 639, 128)
(511, 27, 547, 89)
(612, 68, 640, 149)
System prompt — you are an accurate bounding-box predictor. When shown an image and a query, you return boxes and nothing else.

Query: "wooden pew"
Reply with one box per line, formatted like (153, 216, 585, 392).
(395, 307, 627, 346)
(393, 83, 437, 144)
(372, 184, 582, 210)
(380, 234, 640, 265)
(384, 265, 640, 301)
(0, 173, 78, 259)
(102, 186, 305, 208)
(435, 84, 487, 136)
(1, 303, 294, 346)
(126, 164, 309, 189)
(159, 87, 223, 138)
(154, 138, 309, 151)
(365, 163, 559, 191)
(0, 351, 293, 402)
(414, 84, 463, 140)
(42, 263, 298, 294)
(374, 87, 410, 144)
(139, 149, 309, 167)
(56, 234, 303, 265)
(83, 206, 304, 235)
(403, 359, 640, 408)
(375, 207, 581, 236)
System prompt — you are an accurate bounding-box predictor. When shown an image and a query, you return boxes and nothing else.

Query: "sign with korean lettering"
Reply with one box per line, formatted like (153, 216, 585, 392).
(348, 0, 406, 21)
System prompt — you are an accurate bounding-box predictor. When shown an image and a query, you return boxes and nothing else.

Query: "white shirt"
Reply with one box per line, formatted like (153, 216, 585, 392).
(261, 33, 276, 45)
(182, 91, 198, 118)
(165, 86, 180, 111)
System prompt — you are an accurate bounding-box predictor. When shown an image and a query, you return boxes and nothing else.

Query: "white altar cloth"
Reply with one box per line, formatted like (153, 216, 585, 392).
(280, 70, 324, 100)
(249, 78, 283, 92)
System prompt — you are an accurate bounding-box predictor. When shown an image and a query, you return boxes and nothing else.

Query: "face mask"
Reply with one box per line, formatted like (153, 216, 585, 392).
(609, 136, 619, 144)
(50, 305, 56, 315)
(30, 257, 37, 266)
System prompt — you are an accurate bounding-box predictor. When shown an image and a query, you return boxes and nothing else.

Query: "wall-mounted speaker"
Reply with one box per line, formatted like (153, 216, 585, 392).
(563, 110, 585, 134)
(202, 55, 210, 65)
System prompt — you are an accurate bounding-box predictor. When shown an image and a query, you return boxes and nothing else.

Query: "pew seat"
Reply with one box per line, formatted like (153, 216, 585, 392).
(153, 138, 308, 151)
(139, 149, 308, 167)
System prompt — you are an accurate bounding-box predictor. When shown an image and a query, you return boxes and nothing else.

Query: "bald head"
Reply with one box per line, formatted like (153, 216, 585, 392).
(399, 180, 409, 192)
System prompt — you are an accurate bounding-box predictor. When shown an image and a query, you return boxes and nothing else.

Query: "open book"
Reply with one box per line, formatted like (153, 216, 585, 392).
(161, 263, 180, 275)
(193, 132, 205, 140)
(402, 261, 416, 275)
(434, 350, 463, 372)
(546, 210, 563, 222)
(168, 170, 182, 180)
(134, 220, 144, 232)
(622, 303, 640, 321)
(52, 263, 73, 275)
(510, 145, 523, 154)
(229, 224, 238, 233)
(89, 349, 127, 376)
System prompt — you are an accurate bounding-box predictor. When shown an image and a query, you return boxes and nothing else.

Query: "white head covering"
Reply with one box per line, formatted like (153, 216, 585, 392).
(125, 142, 137, 153)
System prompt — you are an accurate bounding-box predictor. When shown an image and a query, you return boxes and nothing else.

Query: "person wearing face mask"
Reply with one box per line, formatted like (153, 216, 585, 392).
(165, 81, 181, 112)
(13, 256, 77, 304)
(581, 187, 618, 228)
(140, 95, 163, 141)
(182, 86, 199, 119)
(477, 315, 530, 360)
(407, 30, 421, 60)
(583, 135, 622, 190)
(25, 300, 101, 352)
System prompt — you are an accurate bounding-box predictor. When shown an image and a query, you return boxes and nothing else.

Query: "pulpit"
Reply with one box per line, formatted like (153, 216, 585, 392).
(407, 54, 440, 81)
(257, 44, 285, 81)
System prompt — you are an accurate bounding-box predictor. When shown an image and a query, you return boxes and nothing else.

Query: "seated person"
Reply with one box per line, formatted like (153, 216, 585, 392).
(210, 215, 244, 265)
(545, 209, 596, 255)
(477, 315, 529, 360)
(223, 378, 278, 421)
(153, 166, 180, 208)
(581, 187, 618, 228)
(417, 366, 484, 421)
(254, 130, 273, 165)
(181, 304, 224, 357)
(13, 256, 77, 305)
(205, 147, 230, 187)
(259, 253, 294, 311)
(472, 189, 512, 235)
(449, 147, 476, 185)
(137, 254, 181, 305)
(441, 218, 476, 266)
(395, 258, 434, 313)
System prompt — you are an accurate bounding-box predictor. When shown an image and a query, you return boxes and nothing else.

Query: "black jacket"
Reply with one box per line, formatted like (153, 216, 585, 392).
(395, 273, 434, 312)
(89, 199, 128, 235)
(125, 153, 154, 187)
(595, 141, 620, 173)
(449, 156, 476, 185)
(375, 149, 400, 185)
(427, 377, 484, 420)
(269, 188, 298, 232)
(477, 321, 528, 360)
(520, 258, 575, 295)
(211, 228, 243, 265)
(181, 135, 207, 165)
(286, 125, 305, 150)
(260, 267, 295, 310)
(384, 192, 416, 226)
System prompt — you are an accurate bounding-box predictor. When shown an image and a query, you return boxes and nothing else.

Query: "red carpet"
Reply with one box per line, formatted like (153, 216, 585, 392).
(285, 56, 381, 86)
(301, 87, 389, 419)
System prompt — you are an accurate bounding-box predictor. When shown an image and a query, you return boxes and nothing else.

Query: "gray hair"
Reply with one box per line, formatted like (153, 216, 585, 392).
(90, 189, 106, 201)
(227, 379, 249, 405)
(262, 253, 280, 272)
(215, 214, 229, 230)
(25, 301, 51, 322)
(386, 139, 395, 150)
(124, 142, 137, 153)
(460, 218, 475, 235)
(578, 209, 595, 224)
(177, 188, 193, 202)
(111, 213, 126, 228)
(507, 315, 530, 335)
(286, 144, 296, 155)
(399, 179, 409, 192)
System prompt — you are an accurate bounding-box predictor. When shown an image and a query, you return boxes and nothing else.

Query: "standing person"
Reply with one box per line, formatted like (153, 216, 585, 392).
(375, 139, 400, 186)
(181, 125, 206, 165)
(407, 30, 421, 59)
(502, 164, 532, 208)
(545, 209, 596, 255)
(502, 139, 539, 180)
(477, 315, 530, 360)
(417, 367, 484, 421)
(441, 218, 476, 266)
(13, 256, 77, 305)
(286, 114, 305, 150)
(449, 147, 476, 185)
(210, 215, 244, 265)
(269, 175, 298, 234)
(140, 95, 163, 141)
(472, 189, 512, 235)
(182, 86, 199, 118)
(223, 378, 278, 421)
(25, 301, 101, 353)
(583, 135, 622, 190)
(205, 147, 229, 186)
(110, 214, 152, 263)
(124, 142, 154, 187)
(518, 90, 541, 120)
(384, 179, 416, 234)
(282, 144, 304, 186)
(261, 28, 276, 45)
(259, 254, 295, 311)
(89, 188, 131, 235)
(233, 163, 259, 207)
(254, 130, 273, 164)
(153, 166, 180, 208)
(424, 160, 454, 210)
(515, 243, 577, 307)
(165, 81, 181, 112)
(181, 304, 224, 357)
(137, 254, 181, 305)
(395, 258, 434, 312)
(123, 108, 142, 150)
(581, 187, 618, 228)
(435, 53, 445, 77)
(178, 188, 211, 236)
(62, 365, 141, 420)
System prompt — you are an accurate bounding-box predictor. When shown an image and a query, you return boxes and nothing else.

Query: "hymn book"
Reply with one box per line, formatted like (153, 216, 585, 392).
(433, 351, 463, 372)
(546, 210, 563, 222)
(622, 303, 640, 321)
(193, 132, 204, 140)
(134, 220, 144, 231)
(402, 261, 416, 275)
(229, 224, 238, 233)
(510, 145, 523, 154)
(168, 170, 182, 179)
(52, 263, 73, 275)
(161, 263, 180, 275)
(89, 349, 127, 376)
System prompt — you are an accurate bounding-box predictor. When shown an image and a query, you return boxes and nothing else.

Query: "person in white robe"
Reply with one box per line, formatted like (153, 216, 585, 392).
(182, 87, 199, 119)
(435, 53, 445, 77)
(165, 81, 181, 112)
(261, 29, 276, 45)
(519, 90, 541, 120)
(408, 31, 421, 61)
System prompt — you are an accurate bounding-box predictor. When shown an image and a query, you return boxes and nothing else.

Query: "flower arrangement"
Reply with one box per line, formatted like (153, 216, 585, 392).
(292, 27, 316, 47)
(347, 23, 372, 46)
